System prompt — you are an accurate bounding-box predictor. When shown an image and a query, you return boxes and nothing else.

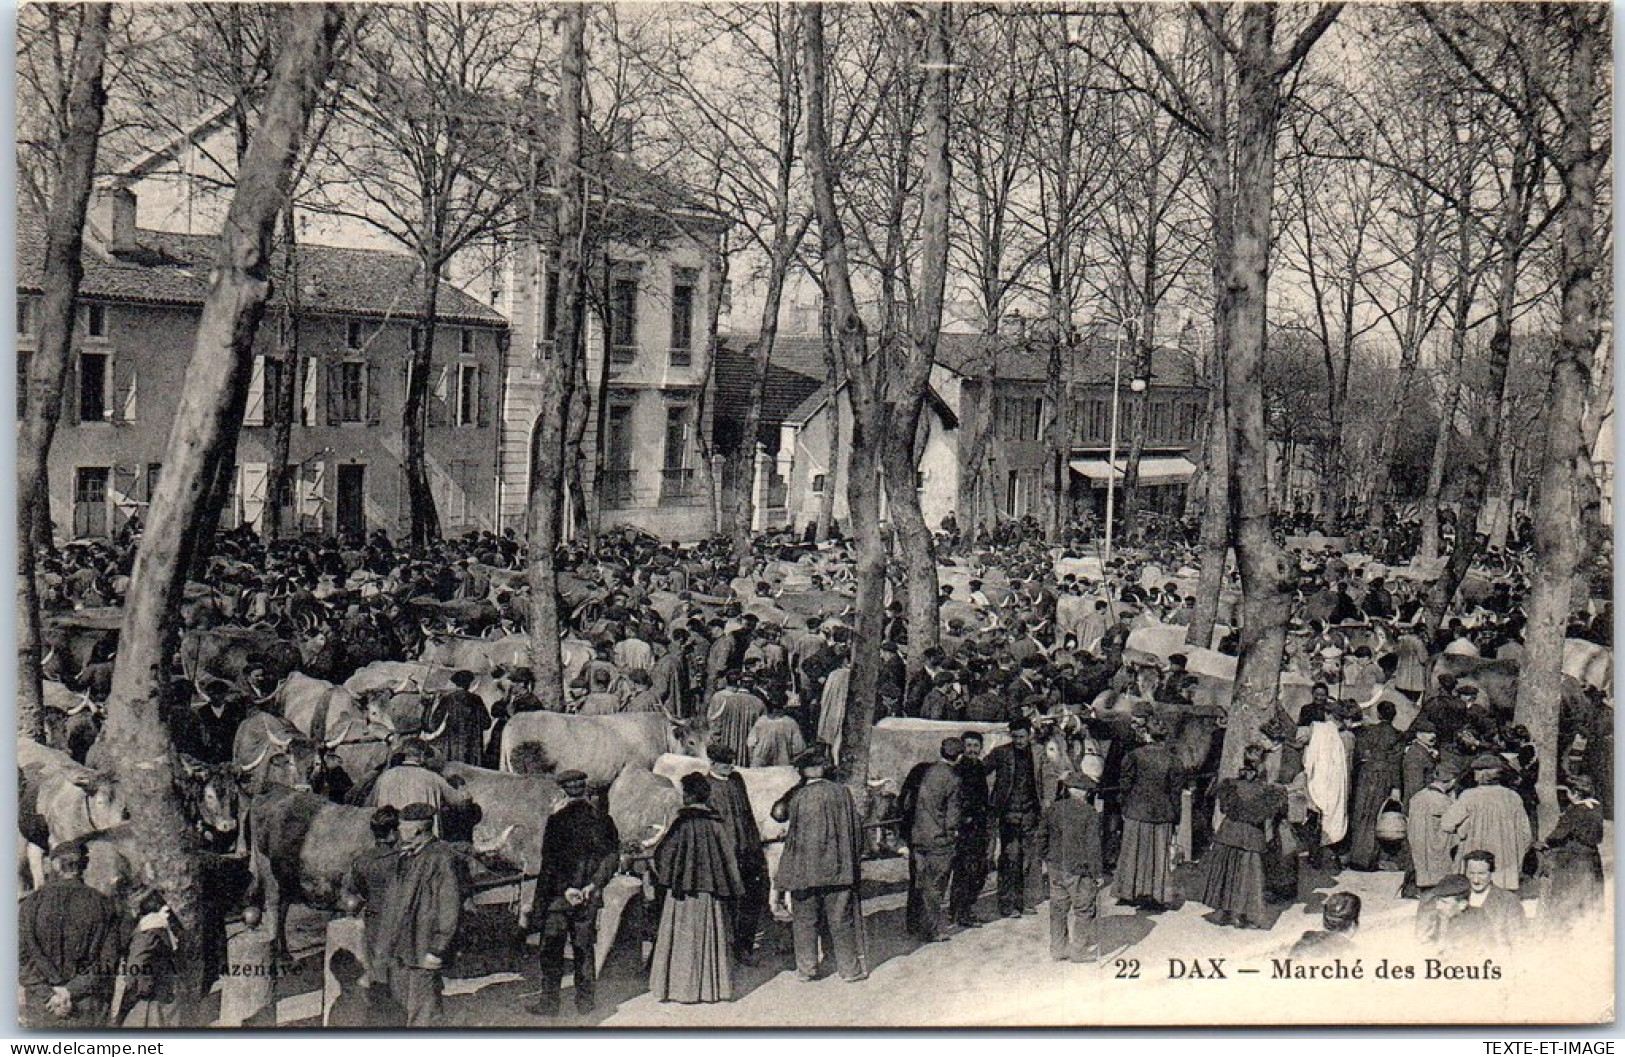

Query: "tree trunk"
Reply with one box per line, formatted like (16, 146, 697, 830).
(528, 3, 588, 705)
(815, 307, 839, 541)
(1041, 310, 1070, 542)
(1188, 348, 1230, 651)
(1420, 246, 1472, 563)
(882, 2, 951, 699)
(804, 4, 883, 790)
(1425, 130, 1533, 629)
(403, 264, 443, 549)
(16, 1, 112, 739)
(589, 254, 614, 545)
(101, 0, 340, 973)
(1514, 9, 1601, 837)
(1218, 7, 1318, 780)
(696, 243, 728, 537)
(265, 205, 300, 542)
(732, 247, 794, 568)
(1120, 313, 1156, 539)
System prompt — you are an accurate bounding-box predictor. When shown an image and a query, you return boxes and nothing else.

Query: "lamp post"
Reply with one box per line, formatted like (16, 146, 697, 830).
(1103, 333, 1146, 566)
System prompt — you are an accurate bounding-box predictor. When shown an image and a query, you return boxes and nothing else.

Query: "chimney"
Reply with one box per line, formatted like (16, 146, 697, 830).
(89, 188, 138, 254)
(1001, 311, 1026, 338)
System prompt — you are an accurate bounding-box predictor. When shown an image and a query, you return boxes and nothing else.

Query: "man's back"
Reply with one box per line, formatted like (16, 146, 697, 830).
(777, 780, 859, 891)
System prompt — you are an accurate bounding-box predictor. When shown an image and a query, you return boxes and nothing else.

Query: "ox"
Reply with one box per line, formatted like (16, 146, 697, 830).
(419, 633, 530, 674)
(499, 710, 709, 787)
(180, 626, 303, 685)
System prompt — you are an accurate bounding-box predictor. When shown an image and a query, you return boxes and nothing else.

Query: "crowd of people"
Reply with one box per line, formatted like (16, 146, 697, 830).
(17, 504, 1613, 1026)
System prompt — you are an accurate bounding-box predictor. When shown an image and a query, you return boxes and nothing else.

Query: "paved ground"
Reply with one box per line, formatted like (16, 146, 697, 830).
(240, 829, 1613, 1028)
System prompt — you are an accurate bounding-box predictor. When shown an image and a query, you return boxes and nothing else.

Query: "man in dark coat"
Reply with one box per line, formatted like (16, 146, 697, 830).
(372, 803, 463, 1026)
(19, 844, 124, 1027)
(950, 731, 993, 926)
(432, 670, 490, 766)
(985, 717, 1051, 917)
(704, 747, 769, 964)
(771, 745, 867, 982)
(530, 771, 620, 1017)
(1347, 701, 1407, 871)
(902, 738, 963, 942)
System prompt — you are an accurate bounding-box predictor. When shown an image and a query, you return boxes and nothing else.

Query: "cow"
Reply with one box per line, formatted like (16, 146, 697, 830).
(498, 710, 709, 787)
(419, 632, 530, 674)
(41, 680, 100, 763)
(41, 609, 121, 689)
(412, 599, 503, 638)
(1564, 638, 1612, 693)
(866, 718, 1011, 792)
(439, 762, 563, 878)
(179, 626, 303, 685)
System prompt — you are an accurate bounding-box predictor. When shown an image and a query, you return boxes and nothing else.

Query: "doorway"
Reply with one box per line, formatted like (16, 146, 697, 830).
(337, 464, 365, 541)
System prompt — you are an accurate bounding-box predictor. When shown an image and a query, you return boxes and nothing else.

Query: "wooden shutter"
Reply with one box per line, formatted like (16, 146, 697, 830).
(244, 355, 266, 427)
(476, 365, 489, 427)
(301, 461, 325, 520)
(111, 464, 138, 531)
(366, 363, 382, 425)
(111, 358, 137, 424)
(325, 361, 343, 425)
(428, 365, 450, 427)
(300, 358, 318, 426)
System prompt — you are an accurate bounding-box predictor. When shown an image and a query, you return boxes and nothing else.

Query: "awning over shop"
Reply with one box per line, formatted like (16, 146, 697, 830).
(1068, 455, 1196, 487)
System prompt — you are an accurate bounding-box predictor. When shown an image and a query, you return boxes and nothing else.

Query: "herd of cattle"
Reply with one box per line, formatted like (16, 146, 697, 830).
(17, 549, 1614, 981)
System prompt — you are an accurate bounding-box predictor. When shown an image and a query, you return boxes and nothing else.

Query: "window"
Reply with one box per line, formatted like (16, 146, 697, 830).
(347, 320, 364, 349)
(610, 277, 638, 356)
(79, 351, 108, 421)
(17, 350, 30, 418)
(1149, 397, 1174, 441)
(409, 326, 423, 354)
(663, 405, 690, 469)
(543, 269, 561, 350)
(995, 395, 1042, 442)
(1075, 397, 1110, 444)
(917, 470, 926, 491)
(146, 463, 161, 502)
(17, 297, 33, 337)
(670, 279, 695, 366)
(460, 329, 474, 357)
(603, 404, 635, 506)
(86, 303, 106, 339)
(340, 361, 365, 423)
(811, 473, 826, 494)
(457, 362, 479, 427)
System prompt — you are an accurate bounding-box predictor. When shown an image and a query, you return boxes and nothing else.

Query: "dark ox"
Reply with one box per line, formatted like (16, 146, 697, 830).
(41, 610, 121, 689)
(179, 626, 303, 685)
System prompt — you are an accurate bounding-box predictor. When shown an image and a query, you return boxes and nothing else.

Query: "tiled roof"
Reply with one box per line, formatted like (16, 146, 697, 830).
(713, 338, 826, 431)
(16, 212, 507, 326)
(932, 330, 1202, 387)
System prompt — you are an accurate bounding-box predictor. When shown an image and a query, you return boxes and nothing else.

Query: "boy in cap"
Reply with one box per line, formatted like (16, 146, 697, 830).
(1037, 774, 1104, 962)
(901, 737, 964, 943)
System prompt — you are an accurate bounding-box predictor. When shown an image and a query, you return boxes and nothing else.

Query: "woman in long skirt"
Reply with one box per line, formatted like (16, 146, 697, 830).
(1114, 718, 1186, 909)
(1200, 747, 1287, 928)
(650, 773, 743, 1003)
(1541, 775, 1606, 931)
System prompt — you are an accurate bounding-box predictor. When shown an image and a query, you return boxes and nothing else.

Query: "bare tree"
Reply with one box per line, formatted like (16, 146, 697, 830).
(100, 0, 341, 976)
(16, 2, 113, 739)
(527, 3, 590, 710)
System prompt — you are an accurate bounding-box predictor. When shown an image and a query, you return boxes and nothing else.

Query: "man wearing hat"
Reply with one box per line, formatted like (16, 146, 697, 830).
(771, 745, 867, 982)
(432, 670, 490, 767)
(1037, 773, 1104, 961)
(372, 803, 463, 1026)
(704, 747, 770, 965)
(986, 717, 1051, 917)
(901, 738, 964, 943)
(19, 843, 123, 1027)
(1402, 718, 1441, 804)
(1441, 753, 1532, 890)
(530, 771, 620, 1016)
(1407, 755, 1464, 894)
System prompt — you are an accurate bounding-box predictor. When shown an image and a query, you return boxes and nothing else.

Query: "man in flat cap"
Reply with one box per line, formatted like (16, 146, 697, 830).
(1038, 774, 1104, 962)
(19, 843, 123, 1027)
(772, 745, 867, 982)
(901, 738, 963, 943)
(372, 802, 463, 1026)
(530, 770, 620, 1017)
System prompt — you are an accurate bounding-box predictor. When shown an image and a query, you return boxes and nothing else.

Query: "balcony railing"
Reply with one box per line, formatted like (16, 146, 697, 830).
(660, 467, 703, 506)
(599, 467, 635, 508)
(610, 344, 638, 366)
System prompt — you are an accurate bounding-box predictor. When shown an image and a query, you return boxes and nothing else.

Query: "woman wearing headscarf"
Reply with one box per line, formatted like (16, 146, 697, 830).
(649, 773, 742, 1004)
(1200, 745, 1287, 928)
(1113, 716, 1186, 911)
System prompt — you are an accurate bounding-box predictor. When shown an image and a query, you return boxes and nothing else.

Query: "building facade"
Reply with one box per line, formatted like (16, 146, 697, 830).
(18, 193, 508, 543)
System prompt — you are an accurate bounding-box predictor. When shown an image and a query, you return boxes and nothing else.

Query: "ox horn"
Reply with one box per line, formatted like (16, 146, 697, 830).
(238, 744, 272, 774)
(420, 714, 448, 744)
(266, 729, 294, 750)
(472, 824, 516, 857)
(324, 717, 355, 750)
(640, 823, 668, 849)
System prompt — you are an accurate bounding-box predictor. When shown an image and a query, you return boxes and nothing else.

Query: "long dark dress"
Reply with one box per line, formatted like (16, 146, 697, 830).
(1114, 742, 1184, 906)
(1200, 778, 1287, 924)
(650, 805, 742, 1003)
(1542, 801, 1605, 929)
(1347, 722, 1405, 869)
